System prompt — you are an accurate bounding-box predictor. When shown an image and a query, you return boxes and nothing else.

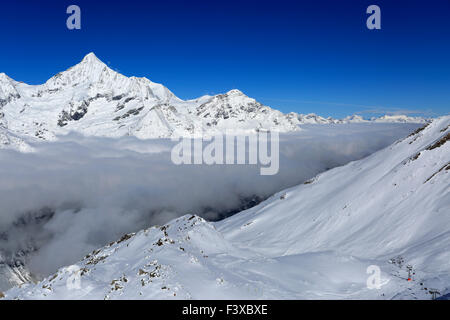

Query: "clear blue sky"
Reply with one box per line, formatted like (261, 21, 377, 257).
(0, 0, 449, 118)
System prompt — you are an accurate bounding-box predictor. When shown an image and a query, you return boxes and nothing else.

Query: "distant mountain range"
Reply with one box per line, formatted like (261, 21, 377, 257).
(0, 53, 428, 152)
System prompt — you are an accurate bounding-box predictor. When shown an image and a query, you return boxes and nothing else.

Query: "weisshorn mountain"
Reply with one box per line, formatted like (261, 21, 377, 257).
(0, 53, 299, 144)
(4, 116, 448, 300)
(0, 53, 426, 152)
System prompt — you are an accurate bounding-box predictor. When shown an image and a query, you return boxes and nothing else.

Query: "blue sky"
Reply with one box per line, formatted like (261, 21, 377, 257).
(0, 0, 449, 118)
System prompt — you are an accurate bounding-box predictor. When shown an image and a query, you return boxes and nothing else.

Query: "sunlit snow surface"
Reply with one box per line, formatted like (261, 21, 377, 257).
(3, 117, 448, 300)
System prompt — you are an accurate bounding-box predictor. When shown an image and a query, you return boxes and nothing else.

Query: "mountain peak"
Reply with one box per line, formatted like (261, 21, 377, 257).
(226, 89, 245, 96)
(0, 73, 19, 99)
(0, 73, 12, 82)
(44, 52, 114, 89)
(80, 52, 103, 65)
(77, 52, 108, 70)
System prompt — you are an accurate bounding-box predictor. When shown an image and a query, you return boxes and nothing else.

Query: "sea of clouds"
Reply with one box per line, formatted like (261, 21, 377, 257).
(0, 123, 420, 278)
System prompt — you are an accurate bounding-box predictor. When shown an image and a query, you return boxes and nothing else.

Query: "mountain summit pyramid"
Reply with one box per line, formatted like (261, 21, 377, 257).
(0, 53, 303, 141)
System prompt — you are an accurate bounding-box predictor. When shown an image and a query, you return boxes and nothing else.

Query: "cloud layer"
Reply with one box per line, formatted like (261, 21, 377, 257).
(0, 123, 420, 277)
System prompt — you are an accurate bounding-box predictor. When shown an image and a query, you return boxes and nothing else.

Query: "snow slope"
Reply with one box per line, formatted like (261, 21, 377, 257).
(0, 126, 33, 152)
(1, 215, 391, 300)
(4, 116, 448, 300)
(0, 253, 34, 292)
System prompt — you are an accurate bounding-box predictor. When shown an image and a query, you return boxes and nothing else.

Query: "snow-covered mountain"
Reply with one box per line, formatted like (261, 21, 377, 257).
(4, 116, 448, 300)
(294, 114, 429, 125)
(0, 73, 32, 151)
(0, 53, 301, 141)
(370, 115, 426, 123)
(0, 253, 34, 292)
(0, 52, 428, 148)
